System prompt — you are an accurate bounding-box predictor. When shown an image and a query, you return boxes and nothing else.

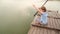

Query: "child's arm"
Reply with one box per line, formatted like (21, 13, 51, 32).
(32, 4, 43, 14)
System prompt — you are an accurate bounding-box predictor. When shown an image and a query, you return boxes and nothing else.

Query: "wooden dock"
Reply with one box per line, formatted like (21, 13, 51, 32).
(28, 10, 60, 34)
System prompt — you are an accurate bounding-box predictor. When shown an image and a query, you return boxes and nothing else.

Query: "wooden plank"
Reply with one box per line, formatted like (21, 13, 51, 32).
(47, 29, 52, 34)
(32, 27, 38, 34)
(47, 29, 59, 34)
(47, 18, 51, 28)
(48, 11, 60, 19)
(55, 13, 60, 29)
(36, 27, 41, 34)
(48, 11, 53, 17)
(54, 19, 58, 29)
(56, 13, 60, 18)
(47, 18, 58, 34)
(50, 18, 54, 28)
(39, 28, 44, 34)
(28, 26, 35, 34)
(56, 13, 60, 29)
(55, 30, 59, 34)
(59, 31, 60, 34)
(50, 30, 56, 34)
(52, 18, 56, 28)
(55, 19, 60, 29)
(57, 19, 60, 29)
(28, 26, 59, 34)
(51, 12, 58, 29)
(43, 28, 48, 34)
(34, 27, 48, 34)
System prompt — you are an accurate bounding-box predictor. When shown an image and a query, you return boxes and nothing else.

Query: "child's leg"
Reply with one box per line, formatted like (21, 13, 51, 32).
(33, 15, 40, 24)
(39, 21, 48, 26)
(33, 16, 46, 25)
(34, 15, 40, 21)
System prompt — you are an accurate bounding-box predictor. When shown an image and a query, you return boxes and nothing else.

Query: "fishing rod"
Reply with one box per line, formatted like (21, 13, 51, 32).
(34, 0, 48, 16)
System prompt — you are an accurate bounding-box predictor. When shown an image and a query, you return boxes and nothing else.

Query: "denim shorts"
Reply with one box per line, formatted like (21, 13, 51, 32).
(34, 16, 47, 25)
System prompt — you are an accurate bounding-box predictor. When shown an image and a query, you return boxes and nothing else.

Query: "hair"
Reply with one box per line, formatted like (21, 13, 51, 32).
(39, 6, 46, 12)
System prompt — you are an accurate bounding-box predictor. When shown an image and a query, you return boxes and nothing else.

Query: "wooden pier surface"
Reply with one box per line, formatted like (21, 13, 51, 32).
(28, 11, 60, 34)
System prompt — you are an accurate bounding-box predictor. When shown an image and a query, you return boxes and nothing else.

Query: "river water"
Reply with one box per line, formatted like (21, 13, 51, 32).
(0, 0, 60, 34)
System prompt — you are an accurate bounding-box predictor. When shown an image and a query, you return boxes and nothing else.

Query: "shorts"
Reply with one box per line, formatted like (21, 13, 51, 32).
(34, 16, 47, 25)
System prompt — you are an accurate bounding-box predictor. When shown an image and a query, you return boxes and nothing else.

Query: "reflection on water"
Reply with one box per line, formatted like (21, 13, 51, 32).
(0, 0, 60, 34)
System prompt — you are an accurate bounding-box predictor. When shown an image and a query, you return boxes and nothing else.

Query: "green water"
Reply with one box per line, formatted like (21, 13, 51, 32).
(0, 0, 60, 34)
(0, 1, 35, 34)
(0, 5, 35, 34)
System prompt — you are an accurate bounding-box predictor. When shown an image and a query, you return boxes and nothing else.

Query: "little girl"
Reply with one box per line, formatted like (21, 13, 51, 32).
(33, 4, 48, 25)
